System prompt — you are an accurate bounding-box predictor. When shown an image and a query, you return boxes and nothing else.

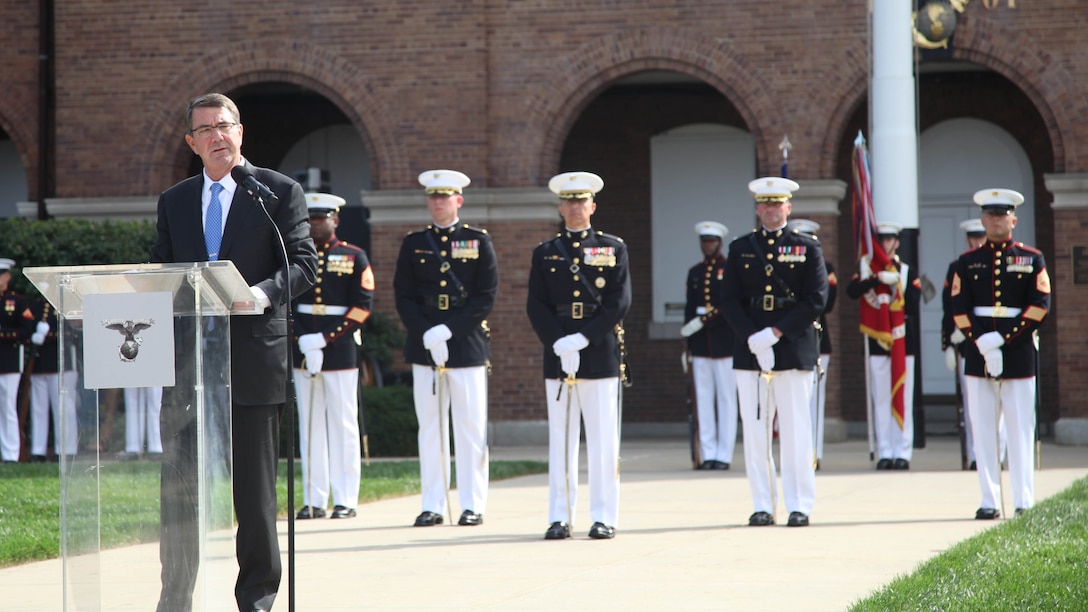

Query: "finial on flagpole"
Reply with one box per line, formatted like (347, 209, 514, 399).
(778, 135, 792, 178)
(854, 130, 866, 146)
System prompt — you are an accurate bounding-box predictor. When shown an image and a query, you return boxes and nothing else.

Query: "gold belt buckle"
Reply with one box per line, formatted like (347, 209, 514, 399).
(762, 295, 775, 311)
(992, 305, 1007, 318)
(572, 302, 584, 320)
(312, 304, 326, 315)
(437, 294, 450, 311)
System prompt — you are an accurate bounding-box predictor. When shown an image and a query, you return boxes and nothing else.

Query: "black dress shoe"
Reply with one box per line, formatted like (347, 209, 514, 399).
(588, 522, 615, 539)
(787, 511, 809, 527)
(458, 510, 483, 526)
(296, 506, 326, 520)
(30, 455, 47, 463)
(713, 461, 730, 470)
(975, 507, 1000, 520)
(414, 511, 444, 526)
(748, 511, 775, 526)
(969, 461, 977, 471)
(1014, 508, 1026, 517)
(331, 505, 356, 519)
(876, 458, 893, 470)
(544, 521, 571, 540)
(893, 459, 910, 471)
(698, 461, 715, 470)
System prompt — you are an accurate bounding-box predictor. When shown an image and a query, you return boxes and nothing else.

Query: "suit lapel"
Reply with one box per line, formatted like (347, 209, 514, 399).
(219, 162, 259, 260)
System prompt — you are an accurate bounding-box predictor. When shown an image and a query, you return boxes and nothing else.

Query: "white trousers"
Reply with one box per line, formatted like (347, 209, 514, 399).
(546, 377, 620, 528)
(958, 356, 1006, 464)
(412, 364, 489, 516)
(736, 369, 815, 515)
(294, 369, 361, 509)
(692, 356, 738, 464)
(868, 355, 915, 461)
(30, 372, 78, 456)
(0, 373, 21, 461)
(809, 354, 830, 460)
(123, 386, 162, 454)
(965, 376, 1036, 511)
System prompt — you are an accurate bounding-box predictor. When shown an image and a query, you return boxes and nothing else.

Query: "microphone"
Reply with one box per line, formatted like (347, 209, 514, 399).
(231, 165, 279, 203)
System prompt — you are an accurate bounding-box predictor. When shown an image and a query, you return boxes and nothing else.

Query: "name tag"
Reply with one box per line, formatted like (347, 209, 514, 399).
(451, 240, 479, 260)
(584, 246, 616, 267)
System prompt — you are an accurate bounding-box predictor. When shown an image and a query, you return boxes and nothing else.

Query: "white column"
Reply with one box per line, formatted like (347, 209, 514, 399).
(871, 0, 919, 230)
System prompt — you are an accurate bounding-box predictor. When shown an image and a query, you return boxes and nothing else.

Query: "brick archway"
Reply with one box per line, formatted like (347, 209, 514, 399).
(140, 40, 404, 194)
(0, 95, 39, 202)
(517, 26, 776, 183)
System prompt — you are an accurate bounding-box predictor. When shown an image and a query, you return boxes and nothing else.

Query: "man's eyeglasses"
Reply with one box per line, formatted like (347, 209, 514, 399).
(189, 122, 239, 139)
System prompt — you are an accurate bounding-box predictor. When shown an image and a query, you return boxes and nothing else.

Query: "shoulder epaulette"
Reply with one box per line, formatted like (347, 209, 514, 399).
(1016, 242, 1042, 255)
(461, 224, 488, 235)
(597, 231, 624, 244)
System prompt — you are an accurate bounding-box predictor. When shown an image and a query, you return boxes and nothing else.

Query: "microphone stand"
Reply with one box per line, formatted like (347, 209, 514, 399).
(252, 192, 298, 612)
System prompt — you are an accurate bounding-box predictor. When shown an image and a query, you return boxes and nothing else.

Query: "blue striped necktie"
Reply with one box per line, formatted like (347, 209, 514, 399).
(206, 182, 224, 261)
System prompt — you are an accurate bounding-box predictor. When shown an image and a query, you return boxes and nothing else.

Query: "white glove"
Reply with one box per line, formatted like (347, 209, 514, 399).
(950, 328, 966, 346)
(250, 286, 271, 310)
(429, 341, 449, 367)
(298, 332, 326, 353)
(422, 324, 452, 350)
(680, 318, 704, 338)
(984, 350, 1003, 378)
(303, 349, 323, 376)
(552, 333, 589, 356)
(747, 327, 779, 355)
(755, 347, 775, 372)
(944, 347, 958, 372)
(859, 255, 872, 280)
(975, 331, 1005, 355)
(560, 351, 580, 376)
(36, 321, 50, 336)
(877, 270, 900, 286)
(31, 332, 46, 346)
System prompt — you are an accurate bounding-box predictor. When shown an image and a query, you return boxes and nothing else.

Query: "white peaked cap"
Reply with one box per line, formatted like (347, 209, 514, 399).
(548, 171, 604, 199)
(419, 169, 471, 195)
(694, 221, 728, 240)
(748, 177, 799, 202)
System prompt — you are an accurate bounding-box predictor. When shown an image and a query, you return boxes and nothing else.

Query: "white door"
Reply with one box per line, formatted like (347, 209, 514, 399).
(918, 118, 1035, 395)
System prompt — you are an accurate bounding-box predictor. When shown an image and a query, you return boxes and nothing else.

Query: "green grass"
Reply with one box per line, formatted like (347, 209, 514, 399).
(0, 458, 545, 569)
(850, 475, 1088, 611)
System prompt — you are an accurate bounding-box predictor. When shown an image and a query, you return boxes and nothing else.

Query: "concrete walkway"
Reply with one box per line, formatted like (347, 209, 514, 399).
(3, 437, 1086, 611)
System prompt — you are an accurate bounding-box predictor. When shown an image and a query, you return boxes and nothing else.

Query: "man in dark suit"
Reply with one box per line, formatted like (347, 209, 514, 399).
(150, 92, 317, 612)
(721, 177, 828, 528)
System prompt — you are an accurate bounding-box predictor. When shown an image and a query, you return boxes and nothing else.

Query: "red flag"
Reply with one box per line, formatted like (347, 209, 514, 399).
(851, 133, 907, 429)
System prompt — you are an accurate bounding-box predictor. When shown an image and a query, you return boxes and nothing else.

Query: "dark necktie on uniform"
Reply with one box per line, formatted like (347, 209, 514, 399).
(206, 182, 224, 261)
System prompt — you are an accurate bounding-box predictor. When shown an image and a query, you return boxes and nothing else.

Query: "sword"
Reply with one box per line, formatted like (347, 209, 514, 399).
(811, 359, 824, 470)
(305, 369, 319, 512)
(759, 369, 777, 524)
(434, 365, 453, 524)
(562, 372, 578, 534)
(993, 377, 1007, 520)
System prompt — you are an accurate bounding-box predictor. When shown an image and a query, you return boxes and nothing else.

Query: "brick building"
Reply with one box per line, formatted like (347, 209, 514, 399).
(1, 1, 1085, 445)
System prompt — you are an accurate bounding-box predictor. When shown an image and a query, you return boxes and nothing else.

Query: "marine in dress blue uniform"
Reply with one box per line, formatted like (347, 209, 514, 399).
(680, 221, 737, 470)
(527, 171, 631, 540)
(790, 219, 836, 468)
(845, 223, 922, 470)
(951, 188, 1049, 519)
(0, 258, 35, 463)
(293, 193, 375, 520)
(394, 170, 498, 527)
(720, 178, 828, 528)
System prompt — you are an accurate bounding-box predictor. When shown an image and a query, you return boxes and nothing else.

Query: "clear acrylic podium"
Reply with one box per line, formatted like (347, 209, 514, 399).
(25, 261, 264, 611)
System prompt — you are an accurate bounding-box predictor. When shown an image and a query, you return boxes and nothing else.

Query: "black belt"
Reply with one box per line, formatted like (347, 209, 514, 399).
(749, 296, 797, 312)
(423, 294, 465, 310)
(556, 302, 599, 319)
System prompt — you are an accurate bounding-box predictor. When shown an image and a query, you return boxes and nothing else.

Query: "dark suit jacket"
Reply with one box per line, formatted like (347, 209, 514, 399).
(150, 161, 318, 405)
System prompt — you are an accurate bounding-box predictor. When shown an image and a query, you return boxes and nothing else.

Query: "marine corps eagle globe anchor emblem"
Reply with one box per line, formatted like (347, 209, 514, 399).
(103, 319, 155, 362)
